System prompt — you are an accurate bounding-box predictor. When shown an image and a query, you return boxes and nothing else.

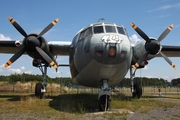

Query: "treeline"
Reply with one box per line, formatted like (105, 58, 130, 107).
(119, 77, 180, 87)
(0, 73, 180, 87)
(0, 73, 76, 87)
(118, 77, 169, 87)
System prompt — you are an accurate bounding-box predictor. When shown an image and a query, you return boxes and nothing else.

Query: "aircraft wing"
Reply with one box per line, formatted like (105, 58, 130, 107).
(0, 40, 72, 55)
(0, 41, 20, 54)
(159, 45, 180, 57)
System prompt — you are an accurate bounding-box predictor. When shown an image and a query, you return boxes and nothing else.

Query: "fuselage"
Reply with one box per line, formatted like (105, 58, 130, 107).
(70, 22, 132, 87)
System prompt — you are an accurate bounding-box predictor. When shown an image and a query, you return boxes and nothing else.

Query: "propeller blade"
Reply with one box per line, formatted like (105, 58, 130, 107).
(157, 24, 174, 42)
(4, 47, 26, 68)
(38, 18, 59, 38)
(159, 52, 176, 70)
(35, 47, 57, 68)
(8, 17, 28, 37)
(130, 22, 151, 43)
(133, 51, 149, 70)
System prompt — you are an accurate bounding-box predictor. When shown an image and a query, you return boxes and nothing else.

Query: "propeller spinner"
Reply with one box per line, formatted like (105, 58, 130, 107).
(130, 22, 176, 70)
(4, 17, 59, 69)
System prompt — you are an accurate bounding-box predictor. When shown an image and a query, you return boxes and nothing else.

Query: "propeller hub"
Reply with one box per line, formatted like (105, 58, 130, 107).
(25, 36, 41, 51)
(145, 39, 160, 55)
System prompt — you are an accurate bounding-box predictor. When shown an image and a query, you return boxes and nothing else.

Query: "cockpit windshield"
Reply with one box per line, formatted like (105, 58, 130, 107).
(117, 27, 125, 35)
(93, 26, 104, 34)
(93, 24, 126, 35)
(78, 23, 128, 41)
(105, 26, 116, 33)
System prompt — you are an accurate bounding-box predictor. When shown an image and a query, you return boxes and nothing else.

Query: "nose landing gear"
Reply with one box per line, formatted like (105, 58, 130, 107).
(98, 80, 111, 111)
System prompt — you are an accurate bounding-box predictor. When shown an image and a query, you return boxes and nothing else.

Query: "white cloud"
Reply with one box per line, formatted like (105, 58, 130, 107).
(0, 34, 11, 40)
(148, 3, 180, 12)
(21, 66, 25, 70)
(142, 66, 148, 70)
(8, 68, 22, 74)
(24, 70, 32, 74)
(129, 34, 141, 46)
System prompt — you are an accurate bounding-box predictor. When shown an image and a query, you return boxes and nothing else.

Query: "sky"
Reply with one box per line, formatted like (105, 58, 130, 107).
(0, 0, 180, 81)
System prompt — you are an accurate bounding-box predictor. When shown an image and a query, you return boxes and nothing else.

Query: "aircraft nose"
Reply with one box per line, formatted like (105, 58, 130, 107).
(94, 43, 118, 64)
(94, 42, 128, 64)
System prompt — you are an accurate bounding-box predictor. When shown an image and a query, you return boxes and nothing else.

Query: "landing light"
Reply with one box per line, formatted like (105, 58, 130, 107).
(15, 41, 21, 47)
(108, 47, 116, 57)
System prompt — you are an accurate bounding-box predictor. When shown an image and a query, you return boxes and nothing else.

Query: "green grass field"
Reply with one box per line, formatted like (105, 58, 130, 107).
(0, 92, 180, 120)
(0, 82, 180, 119)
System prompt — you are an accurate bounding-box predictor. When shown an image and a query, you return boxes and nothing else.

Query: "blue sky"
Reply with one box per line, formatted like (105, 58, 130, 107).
(0, 0, 180, 81)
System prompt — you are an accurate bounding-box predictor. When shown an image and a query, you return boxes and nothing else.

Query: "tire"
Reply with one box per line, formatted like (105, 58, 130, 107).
(132, 82, 142, 99)
(98, 95, 110, 111)
(35, 83, 44, 99)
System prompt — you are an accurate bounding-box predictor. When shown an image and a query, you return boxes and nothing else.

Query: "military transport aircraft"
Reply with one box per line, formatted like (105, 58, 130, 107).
(0, 17, 180, 111)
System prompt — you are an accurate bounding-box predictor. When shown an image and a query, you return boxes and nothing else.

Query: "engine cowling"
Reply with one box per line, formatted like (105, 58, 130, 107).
(132, 39, 160, 67)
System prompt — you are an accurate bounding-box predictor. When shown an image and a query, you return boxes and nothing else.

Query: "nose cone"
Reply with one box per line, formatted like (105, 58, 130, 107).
(94, 43, 127, 65)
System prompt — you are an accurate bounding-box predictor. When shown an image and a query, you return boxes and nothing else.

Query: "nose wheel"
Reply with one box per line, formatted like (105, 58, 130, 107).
(98, 80, 112, 111)
(98, 94, 111, 111)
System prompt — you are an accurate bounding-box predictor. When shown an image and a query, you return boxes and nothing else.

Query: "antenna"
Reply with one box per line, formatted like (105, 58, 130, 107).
(98, 18, 105, 22)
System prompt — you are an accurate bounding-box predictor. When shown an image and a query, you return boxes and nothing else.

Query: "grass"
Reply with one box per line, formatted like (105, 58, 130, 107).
(0, 93, 180, 119)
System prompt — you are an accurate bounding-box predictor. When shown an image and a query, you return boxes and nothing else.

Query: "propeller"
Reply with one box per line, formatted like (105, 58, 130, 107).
(4, 17, 59, 69)
(130, 22, 176, 70)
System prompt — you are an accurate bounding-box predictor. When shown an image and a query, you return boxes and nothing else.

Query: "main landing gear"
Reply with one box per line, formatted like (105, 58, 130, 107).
(98, 80, 111, 111)
(35, 64, 48, 99)
(130, 66, 142, 99)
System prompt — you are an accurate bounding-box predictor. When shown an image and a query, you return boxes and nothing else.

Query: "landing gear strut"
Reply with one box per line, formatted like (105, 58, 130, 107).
(98, 80, 111, 111)
(35, 64, 48, 99)
(130, 66, 142, 99)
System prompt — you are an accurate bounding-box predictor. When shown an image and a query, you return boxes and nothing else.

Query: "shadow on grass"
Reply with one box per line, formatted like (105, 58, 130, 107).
(49, 93, 99, 113)
(48, 93, 135, 113)
(142, 95, 171, 98)
(0, 94, 35, 101)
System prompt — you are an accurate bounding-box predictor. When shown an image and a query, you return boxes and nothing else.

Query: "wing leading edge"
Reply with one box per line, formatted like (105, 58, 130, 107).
(0, 40, 72, 56)
(158, 45, 180, 57)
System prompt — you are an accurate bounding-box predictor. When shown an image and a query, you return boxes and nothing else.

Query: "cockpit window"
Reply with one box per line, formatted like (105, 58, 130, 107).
(93, 26, 104, 34)
(105, 26, 116, 33)
(79, 27, 92, 40)
(86, 27, 92, 37)
(117, 27, 125, 35)
(79, 30, 86, 40)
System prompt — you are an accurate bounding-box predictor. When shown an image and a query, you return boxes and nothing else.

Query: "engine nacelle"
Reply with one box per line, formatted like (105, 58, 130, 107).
(132, 40, 146, 64)
(132, 39, 159, 67)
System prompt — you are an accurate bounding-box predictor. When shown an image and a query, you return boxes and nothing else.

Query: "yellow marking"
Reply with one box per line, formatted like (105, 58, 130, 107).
(172, 63, 176, 70)
(135, 63, 139, 68)
(4, 64, 9, 68)
(7, 60, 12, 65)
(132, 63, 139, 70)
(130, 23, 137, 29)
(52, 18, 59, 25)
(132, 66, 137, 70)
(4, 60, 12, 68)
(8, 17, 15, 24)
(168, 24, 174, 31)
(50, 61, 55, 66)
(53, 65, 58, 69)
